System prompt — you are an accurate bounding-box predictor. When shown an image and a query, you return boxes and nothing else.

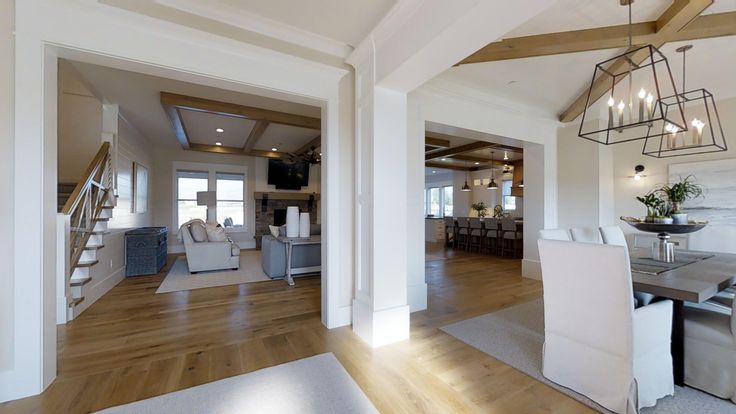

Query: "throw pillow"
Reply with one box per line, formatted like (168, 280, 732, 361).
(278, 225, 287, 237)
(206, 224, 228, 242)
(268, 225, 280, 238)
(190, 222, 208, 242)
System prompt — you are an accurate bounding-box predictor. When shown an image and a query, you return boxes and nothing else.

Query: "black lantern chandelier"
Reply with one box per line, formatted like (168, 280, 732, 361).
(642, 45, 728, 158)
(487, 151, 498, 190)
(578, 0, 686, 145)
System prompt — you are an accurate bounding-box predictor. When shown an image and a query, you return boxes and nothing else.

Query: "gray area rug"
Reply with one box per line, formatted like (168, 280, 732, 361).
(95, 353, 378, 414)
(441, 299, 736, 414)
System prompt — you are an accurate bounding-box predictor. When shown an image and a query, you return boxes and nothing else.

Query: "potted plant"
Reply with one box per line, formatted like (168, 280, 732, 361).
(636, 192, 665, 222)
(492, 204, 504, 218)
(657, 176, 703, 224)
(471, 201, 488, 218)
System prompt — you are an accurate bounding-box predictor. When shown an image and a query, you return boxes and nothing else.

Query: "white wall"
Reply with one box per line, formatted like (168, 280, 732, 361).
(57, 61, 102, 183)
(153, 149, 322, 253)
(611, 97, 736, 252)
(0, 0, 14, 374)
(557, 122, 601, 229)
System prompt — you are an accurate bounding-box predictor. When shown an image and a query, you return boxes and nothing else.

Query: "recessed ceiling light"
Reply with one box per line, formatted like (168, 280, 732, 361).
(474, 162, 480, 165)
(215, 141, 222, 146)
(215, 128, 224, 133)
(441, 158, 447, 161)
(271, 147, 278, 152)
(432, 170, 436, 174)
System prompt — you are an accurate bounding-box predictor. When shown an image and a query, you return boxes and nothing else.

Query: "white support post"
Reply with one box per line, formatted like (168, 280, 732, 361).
(352, 55, 411, 347)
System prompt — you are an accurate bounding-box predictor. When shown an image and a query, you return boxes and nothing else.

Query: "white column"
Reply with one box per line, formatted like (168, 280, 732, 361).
(352, 56, 410, 347)
(406, 94, 427, 312)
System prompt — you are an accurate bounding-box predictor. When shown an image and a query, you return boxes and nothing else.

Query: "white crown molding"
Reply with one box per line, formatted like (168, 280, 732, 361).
(156, 0, 353, 59)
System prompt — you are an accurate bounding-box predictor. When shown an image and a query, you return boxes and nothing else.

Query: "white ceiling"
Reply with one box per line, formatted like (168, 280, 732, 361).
(220, 0, 396, 47)
(439, 0, 736, 120)
(69, 60, 321, 150)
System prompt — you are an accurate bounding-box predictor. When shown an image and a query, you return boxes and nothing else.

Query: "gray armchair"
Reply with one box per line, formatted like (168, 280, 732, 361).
(179, 219, 240, 273)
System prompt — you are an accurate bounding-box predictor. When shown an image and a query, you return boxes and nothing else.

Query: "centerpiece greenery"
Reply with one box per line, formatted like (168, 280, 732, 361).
(492, 204, 504, 218)
(636, 176, 705, 224)
(471, 201, 488, 218)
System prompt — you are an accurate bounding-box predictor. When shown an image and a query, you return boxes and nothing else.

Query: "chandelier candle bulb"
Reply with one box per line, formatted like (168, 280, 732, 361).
(617, 100, 625, 128)
(607, 96, 615, 129)
(638, 88, 646, 122)
(646, 93, 654, 121)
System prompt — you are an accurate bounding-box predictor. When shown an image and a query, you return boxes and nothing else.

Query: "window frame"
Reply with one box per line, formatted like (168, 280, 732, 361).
(173, 161, 248, 233)
(502, 179, 516, 211)
(424, 184, 454, 218)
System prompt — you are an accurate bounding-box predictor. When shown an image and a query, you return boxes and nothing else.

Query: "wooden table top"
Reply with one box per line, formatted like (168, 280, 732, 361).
(630, 248, 736, 303)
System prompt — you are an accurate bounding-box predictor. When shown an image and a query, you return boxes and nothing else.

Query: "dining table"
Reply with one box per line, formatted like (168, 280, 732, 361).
(629, 247, 736, 386)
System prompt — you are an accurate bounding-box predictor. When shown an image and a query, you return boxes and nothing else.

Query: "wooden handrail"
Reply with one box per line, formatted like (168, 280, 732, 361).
(62, 142, 111, 215)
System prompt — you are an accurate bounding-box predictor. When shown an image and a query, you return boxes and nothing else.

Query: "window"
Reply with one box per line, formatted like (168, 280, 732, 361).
(175, 164, 247, 231)
(442, 186, 453, 217)
(502, 180, 516, 211)
(216, 172, 244, 229)
(425, 185, 454, 217)
(429, 187, 440, 217)
(176, 170, 208, 227)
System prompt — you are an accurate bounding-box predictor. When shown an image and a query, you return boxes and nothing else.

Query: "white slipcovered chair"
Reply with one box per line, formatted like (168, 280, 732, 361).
(570, 226, 603, 243)
(179, 219, 240, 273)
(539, 228, 572, 241)
(600, 225, 655, 308)
(684, 294, 736, 403)
(538, 239, 674, 413)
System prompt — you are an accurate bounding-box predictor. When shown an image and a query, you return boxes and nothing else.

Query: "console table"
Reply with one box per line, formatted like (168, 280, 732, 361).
(277, 236, 321, 286)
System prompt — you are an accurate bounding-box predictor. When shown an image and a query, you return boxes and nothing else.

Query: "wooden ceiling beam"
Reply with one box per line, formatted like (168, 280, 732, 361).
(243, 120, 269, 152)
(458, 9, 732, 66)
(160, 92, 321, 130)
(188, 143, 287, 160)
(425, 161, 472, 171)
(559, 0, 713, 123)
(162, 105, 191, 149)
(425, 136, 451, 148)
(295, 135, 321, 155)
(425, 141, 494, 161)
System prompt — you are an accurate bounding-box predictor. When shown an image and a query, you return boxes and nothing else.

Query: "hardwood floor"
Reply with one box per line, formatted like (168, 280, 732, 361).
(0, 244, 594, 414)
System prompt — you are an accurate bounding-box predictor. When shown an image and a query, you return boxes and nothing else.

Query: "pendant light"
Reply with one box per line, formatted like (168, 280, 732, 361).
(461, 161, 471, 191)
(578, 0, 685, 145)
(642, 45, 728, 158)
(487, 151, 498, 190)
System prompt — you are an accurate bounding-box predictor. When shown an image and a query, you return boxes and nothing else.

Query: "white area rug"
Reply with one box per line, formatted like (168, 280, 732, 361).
(95, 353, 379, 414)
(156, 250, 271, 294)
(441, 299, 736, 414)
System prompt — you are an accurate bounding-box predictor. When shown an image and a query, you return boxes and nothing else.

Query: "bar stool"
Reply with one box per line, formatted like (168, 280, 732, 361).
(443, 216, 456, 247)
(468, 218, 483, 252)
(500, 218, 522, 258)
(483, 218, 500, 255)
(456, 217, 470, 250)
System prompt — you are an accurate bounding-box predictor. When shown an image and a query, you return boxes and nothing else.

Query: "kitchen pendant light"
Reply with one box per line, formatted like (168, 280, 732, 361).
(642, 45, 728, 158)
(461, 161, 471, 191)
(487, 151, 498, 190)
(578, 0, 685, 145)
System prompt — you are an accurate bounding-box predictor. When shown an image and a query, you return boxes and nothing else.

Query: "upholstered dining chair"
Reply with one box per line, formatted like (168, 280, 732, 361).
(500, 218, 522, 257)
(468, 218, 483, 252)
(456, 217, 470, 250)
(484, 218, 501, 254)
(538, 239, 674, 413)
(684, 293, 736, 403)
(570, 226, 603, 243)
(539, 228, 571, 241)
(443, 217, 456, 247)
(600, 225, 656, 308)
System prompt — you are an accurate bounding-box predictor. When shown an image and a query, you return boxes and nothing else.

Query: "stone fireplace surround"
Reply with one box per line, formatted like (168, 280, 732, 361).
(254, 192, 320, 249)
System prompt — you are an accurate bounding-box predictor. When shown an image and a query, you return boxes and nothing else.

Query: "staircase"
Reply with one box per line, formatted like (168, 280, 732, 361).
(59, 142, 114, 318)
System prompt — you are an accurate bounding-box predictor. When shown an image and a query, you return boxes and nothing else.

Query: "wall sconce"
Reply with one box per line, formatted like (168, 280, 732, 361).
(631, 165, 646, 181)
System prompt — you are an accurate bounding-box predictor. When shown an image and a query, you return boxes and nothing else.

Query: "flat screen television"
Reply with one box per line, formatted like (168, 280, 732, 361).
(267, 159, 309, 190)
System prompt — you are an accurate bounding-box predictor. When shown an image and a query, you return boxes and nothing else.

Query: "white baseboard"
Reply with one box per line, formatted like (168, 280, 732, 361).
(522, 259, 542, 280)
(327, 305, 352, 328)
(408, 282, 427, 312)
(70, 266, 125, 319)
(352, 300, 410, 347)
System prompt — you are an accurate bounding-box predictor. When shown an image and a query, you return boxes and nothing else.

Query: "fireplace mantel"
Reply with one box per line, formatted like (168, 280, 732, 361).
(254, 192, 320, 201)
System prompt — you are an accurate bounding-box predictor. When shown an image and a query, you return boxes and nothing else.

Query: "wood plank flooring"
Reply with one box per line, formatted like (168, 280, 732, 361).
(0, 244, 594, 413)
